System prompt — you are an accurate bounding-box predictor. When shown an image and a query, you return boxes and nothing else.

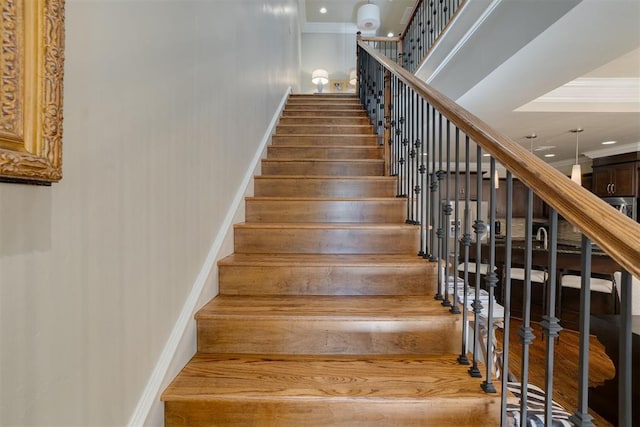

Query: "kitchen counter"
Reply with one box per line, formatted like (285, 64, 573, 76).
(487, 237, 616, 271)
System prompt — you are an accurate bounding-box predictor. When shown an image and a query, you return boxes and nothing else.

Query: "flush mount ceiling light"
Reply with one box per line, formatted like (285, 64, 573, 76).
(387, 32, 394, 37)
(357, 2, 381, 31)
(544, 153, 556, 158)
(319, 7, 327, 14)
(602, 140, 617, 145)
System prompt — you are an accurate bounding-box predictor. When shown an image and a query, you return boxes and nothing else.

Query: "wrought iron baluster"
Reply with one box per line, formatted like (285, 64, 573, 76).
(518, 188, 536, 426)
(442, 118, 452, 308)
(417, 97, 426, 255)
(481, 156, 497, 393)
(458, 134, 471, 366)
(424, 102, 432, 259)
(429, 106, 438, 266)
(500, 171, 514, 426)
(398, 83, 407, 198)
(469, 144, 483, 378)
(541, 209, 561, 425)
(568, 236, 595, 427)
(618, 269, 633, 426)
(450, 127, 461, 315)
(408, 89, 415, 224)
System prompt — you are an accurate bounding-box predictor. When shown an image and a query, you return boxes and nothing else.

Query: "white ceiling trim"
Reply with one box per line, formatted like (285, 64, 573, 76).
(516, 77, 640, 112)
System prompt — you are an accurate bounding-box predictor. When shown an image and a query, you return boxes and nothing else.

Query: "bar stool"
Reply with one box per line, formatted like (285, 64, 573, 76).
(457, 262, 496, 291)
(505, 266, 548, 320)
(559, 272, 616, 329)
(613, 272, 640, 315)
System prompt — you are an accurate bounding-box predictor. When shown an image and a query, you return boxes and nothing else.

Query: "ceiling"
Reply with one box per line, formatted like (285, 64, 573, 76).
(303, 0, 416, 36)
(300, 0, 640, 170)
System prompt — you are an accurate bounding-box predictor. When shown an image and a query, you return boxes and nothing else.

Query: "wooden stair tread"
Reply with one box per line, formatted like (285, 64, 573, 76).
(254, 175, 395, 181)
(282, 110, 368, 116)
(234, 222, 418, 230)
(196, 295, 453, 320)
(263, 159, 383, 163)
(269, 144, 380, 149)
(162, 353, 496, 402)
(218, 253, 433, 267)
(273, 133, 375, 137)
(246, 196, 402, 202)
(277, 124, 370, 128)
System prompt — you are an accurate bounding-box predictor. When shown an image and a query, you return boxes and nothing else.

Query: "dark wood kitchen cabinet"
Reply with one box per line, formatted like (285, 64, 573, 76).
(592, 152, 639, 197)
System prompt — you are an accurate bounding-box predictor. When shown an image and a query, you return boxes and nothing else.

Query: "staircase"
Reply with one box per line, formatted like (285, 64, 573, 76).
(162, 94, 501, 426)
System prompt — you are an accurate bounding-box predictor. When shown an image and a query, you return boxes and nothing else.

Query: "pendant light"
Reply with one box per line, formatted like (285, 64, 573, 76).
(569, 128, 583, 185)
(525, 133, 537, 152)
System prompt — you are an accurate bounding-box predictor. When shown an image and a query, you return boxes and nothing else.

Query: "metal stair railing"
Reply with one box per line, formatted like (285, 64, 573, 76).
(357, 39, 639, 427)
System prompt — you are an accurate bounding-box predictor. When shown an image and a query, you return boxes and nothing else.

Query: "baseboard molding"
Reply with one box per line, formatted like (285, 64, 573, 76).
(127, 87, 291, 427)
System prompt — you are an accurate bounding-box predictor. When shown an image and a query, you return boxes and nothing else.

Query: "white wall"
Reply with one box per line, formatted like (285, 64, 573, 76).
(0, 1, 300, 426)
(301, 33, 357, 93)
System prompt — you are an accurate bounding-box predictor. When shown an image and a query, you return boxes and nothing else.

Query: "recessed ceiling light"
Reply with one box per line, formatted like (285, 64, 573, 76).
(482, 153, 491, 157)
(319, 7, 327, 14)
(387, 32, 394, 37)
(544, 153, 556, 158)
(601, 140, 617, 145)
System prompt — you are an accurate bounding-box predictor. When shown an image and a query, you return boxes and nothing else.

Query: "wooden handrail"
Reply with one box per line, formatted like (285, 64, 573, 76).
(359, 36, 401, 43)
(400, 0, 423, 39)
(358, 41, 640, 279)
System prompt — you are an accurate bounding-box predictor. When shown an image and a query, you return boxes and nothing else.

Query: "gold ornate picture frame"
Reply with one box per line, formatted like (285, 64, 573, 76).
(0, 0, 65, 184)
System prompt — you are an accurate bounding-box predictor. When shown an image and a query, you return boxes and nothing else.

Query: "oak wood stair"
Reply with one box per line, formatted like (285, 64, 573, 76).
(162, 94, 501, 426)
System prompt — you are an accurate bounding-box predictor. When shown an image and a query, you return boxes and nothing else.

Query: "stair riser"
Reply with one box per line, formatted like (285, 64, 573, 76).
(234, 227, 419, 254)
(219, 265, 436, 295)
(276, 125, 373, 135)
(289, 94, 358, 100)
(262, 161, 384, 176)
(279, 117, 371, 125)
(165, 399, 500, 427)
(272, 135, 378, 146)
(283, 110, 368, 117)
(267, 146, 382, 160)
(254, 177, 397, 197)
(286, 99, 362, 105)
(285, 104, 363, 110)
(245, 199, 405, 223)
(197, 318, 461, 354)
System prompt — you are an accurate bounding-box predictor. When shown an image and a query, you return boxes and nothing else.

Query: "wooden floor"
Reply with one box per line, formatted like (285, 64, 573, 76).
(498, 318, 615, 426)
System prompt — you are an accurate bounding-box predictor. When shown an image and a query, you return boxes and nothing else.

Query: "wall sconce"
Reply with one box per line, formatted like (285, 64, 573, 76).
(569, 128, 583, 185)
(357, 1, 380, 31)
(311, 69, 329, 93)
